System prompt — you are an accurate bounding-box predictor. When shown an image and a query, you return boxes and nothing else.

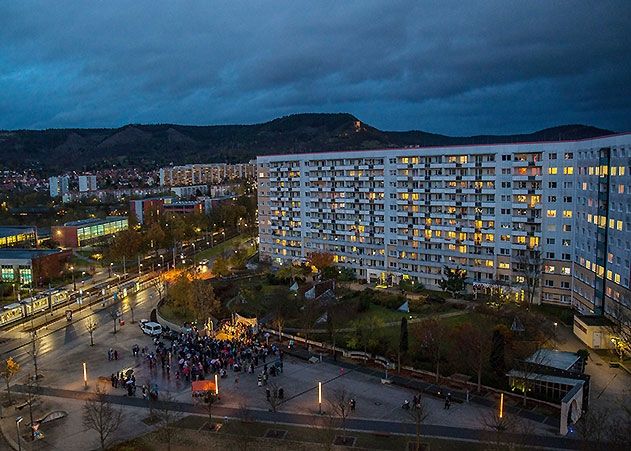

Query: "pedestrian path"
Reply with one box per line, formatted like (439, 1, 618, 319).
(284, 344, 560, 429)
(10, 384, 580, 450)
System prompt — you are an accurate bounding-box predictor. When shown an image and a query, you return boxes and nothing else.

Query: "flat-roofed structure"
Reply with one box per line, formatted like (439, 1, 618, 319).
(0, 248, 70, 286)
(0, 226, 37, 248)
(52, 216, 128, 248)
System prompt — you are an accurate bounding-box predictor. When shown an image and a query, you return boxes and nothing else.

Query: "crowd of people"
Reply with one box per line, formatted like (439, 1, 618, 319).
(106, 319, 286, 401)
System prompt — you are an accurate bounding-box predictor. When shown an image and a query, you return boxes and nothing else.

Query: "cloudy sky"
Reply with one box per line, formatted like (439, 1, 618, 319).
(1, 1, 629, 134)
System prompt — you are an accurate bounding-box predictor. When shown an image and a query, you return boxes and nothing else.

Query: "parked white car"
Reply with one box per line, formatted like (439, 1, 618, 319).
(139, 319, 162, 336)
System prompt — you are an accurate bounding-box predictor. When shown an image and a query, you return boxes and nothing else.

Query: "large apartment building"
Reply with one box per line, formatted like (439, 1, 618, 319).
(258, 133, 631, 326)
(159, 163, 255, 186)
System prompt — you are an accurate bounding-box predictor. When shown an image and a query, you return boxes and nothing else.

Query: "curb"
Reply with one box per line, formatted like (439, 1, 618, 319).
(0, 405, 23, 451)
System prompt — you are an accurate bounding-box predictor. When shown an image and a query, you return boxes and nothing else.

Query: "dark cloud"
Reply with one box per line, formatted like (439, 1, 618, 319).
(0, 0, 629, 134)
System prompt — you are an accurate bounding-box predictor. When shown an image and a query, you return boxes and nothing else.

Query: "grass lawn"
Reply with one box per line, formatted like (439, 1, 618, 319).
(195, 234, 254, 261)
(114, 415, 491, 451)
(533, 303, 574, 325)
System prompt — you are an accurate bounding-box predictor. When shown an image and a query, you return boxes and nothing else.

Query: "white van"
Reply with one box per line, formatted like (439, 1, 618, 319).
(139, 320, 162, 337)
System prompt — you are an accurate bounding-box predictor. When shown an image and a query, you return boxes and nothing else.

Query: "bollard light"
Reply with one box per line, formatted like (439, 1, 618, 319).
(83, 362, 88, 388)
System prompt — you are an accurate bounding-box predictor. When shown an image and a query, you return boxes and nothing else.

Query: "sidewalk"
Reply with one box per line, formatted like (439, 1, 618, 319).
(281, 341, 560, 430)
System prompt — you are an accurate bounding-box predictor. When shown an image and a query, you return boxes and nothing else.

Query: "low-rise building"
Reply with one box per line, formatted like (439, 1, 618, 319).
(0, 248, 70, 286)
(0, 226, 38, 248)
(52, 216, 128, 248)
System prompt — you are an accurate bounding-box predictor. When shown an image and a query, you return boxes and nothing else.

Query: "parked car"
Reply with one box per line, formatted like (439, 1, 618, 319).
(139, 319, 163, 336)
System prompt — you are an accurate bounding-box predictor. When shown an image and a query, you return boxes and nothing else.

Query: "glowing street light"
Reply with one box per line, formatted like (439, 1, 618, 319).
(214, 373, 219, 396)
(499, 393, 504, 419)
(318, 381, 322, 414)
(83, 362, 88, 388)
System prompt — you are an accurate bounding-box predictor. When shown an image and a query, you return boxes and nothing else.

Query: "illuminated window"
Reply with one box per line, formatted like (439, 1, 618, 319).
(563, 167, 573, 175)
(499, 262, 510, 269)
(547, 210, 557, 218)
(563, 210, 573, 218)
(617, 220, 623, 231)
(620, 166, 626, 176)
(607, 270, 612, 280)
(561, 267, 571, 275)
(516, 236, 526, 244)
(548, 167, 558, 175)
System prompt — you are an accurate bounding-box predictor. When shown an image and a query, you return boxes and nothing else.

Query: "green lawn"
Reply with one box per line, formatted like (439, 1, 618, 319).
(195, 234, 254, 261)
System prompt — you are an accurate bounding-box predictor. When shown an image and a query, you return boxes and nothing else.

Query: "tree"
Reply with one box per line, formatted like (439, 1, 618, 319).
(606, 302, 631, 361)
(413, 317, 448, 383)
(405, 395, 429, 451)
(153, 273, 167, 302)
(490, 325, 508, 377)
(511, 346, 550, 406)
(0, 356, 20, 405)
(400, 317, 409, 354)
(328, 387, 354, 441)
(156, 391, 182, 451)
(453, 321, 493, 393)
(308, 252, 335, 272)
(516, 250, 542, 309)
(85, 318, 98, 346)
(398, 317, 409, 373)
(27, 331, 41, 380)
(265, 381, 283, 413)
(347, 317, 384, 354)
(110, 309, 119, 334)
(212, 256, 231, 277)
(191, 279, 220, 324)
(438, 265, 467, 297)
(196, 392, 218, 430)
(485, 278, 514, 311)
(145, 222, 166, 249)
(82, 384, 124, 450)
(23, 373, 39, 441)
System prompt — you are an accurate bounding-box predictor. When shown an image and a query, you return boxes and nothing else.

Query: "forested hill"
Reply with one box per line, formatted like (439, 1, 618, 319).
(0, 113, 615, 171)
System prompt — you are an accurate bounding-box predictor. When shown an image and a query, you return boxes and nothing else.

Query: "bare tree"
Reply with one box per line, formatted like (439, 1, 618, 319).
(82, 384, 124, 451)
(156, 391, 182, 451)
(27, 331, 41, 380)
(0, 356, 20, 405)
(312, 413, 337, 451)
(606, 302, 631, 361)
(265, 381, 283, 413)
(23, 374, 39, 441)
(109, 309, 119, 334)
(413, 317, 448, 383)
(85, 317, 98, 346)
(453, 321, 493, 393)
(328, 387, 354, 440)
(574, 406, 612, 450)
(195, 392, 218, 431)
(405, 396, 429, 451)
(479, 409, 517, 451)
(510, 347, 550, 406)
(153, 273, 167, 302)
(516, 250, 542, 309)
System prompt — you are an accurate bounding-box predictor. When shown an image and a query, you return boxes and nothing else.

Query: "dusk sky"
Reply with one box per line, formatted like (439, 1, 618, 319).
(1, 1, 629, 135)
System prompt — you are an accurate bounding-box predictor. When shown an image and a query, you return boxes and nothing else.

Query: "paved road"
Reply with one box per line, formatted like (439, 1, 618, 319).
(11, 384, 584, 450)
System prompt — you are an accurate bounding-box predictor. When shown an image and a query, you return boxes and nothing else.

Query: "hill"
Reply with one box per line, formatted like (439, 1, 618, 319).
(0, 113, 616, 172)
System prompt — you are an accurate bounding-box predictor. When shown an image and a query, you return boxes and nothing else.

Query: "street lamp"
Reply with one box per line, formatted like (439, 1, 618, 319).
(15, 416, 23, 451)
(70, 266, 76, 291)
(109, 262, 113, 277)
(499, 393, 504, 419)
(214, 373, 219, 396)
(192, 243, 196, 268)
(83, 362, 88, 389)
(318, 381, 322, 414)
